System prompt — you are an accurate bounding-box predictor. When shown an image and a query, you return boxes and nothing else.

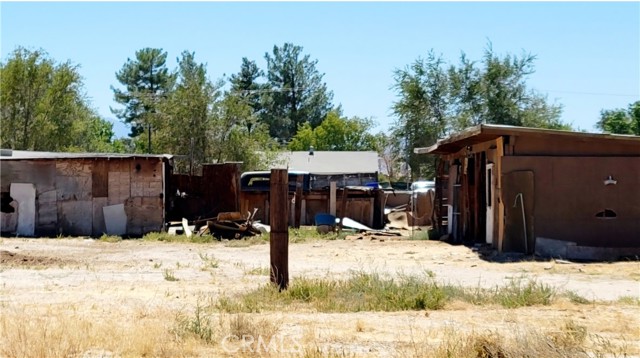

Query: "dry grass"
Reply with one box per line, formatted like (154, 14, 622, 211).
(245, 266, 271, 276)
(223, 236, 269, 247)
(400, 321, 632, 358)
(0, 302, 635, 358)
(1, 237, 637, 357)
(217, 272, 561, 313)
(0, 305, 199, 358)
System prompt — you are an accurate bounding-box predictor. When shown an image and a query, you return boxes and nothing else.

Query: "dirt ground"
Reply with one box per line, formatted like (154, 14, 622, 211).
(1, 235, 639, 357)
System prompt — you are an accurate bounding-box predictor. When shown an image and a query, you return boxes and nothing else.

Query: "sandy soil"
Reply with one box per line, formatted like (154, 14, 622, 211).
(1, 236, 639, 356)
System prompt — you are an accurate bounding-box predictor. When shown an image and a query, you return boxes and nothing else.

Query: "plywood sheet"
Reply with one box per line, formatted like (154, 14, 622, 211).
(103, 204, 127, 235)
(125, 196, 163, 235)
(502, 171, 535, 254)
(1, 204, 18, 234)
(92, 160, 109, 197)
(59, 200, 93, 236)
(92, 197, 108, 236)
(1, 161, 55, 194)
(108, 171, 131, 205)
(108, 160, 130, 173)
(502, 156, 640, 247)
(10, 183, 36, 236)
(37, 189, 57, 234)
(130, 159, 162, 182)
(56, 160, 91, 176)
(56, 175, 92, 201)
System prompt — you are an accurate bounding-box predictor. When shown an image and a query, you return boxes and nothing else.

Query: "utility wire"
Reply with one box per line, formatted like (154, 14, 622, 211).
(539, 89, 639, 97)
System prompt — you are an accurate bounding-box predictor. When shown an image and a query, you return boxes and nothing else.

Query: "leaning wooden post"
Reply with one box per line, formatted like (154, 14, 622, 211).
(269, 169, 289, 290)
(294, 174, 303, 228)
(337, 187, 349, 236)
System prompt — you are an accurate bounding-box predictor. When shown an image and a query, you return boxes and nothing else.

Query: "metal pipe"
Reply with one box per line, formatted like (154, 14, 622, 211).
(513, 193, 528, 254)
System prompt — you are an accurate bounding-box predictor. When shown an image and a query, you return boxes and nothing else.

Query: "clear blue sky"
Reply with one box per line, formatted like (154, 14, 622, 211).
(2, 2, 639, 138)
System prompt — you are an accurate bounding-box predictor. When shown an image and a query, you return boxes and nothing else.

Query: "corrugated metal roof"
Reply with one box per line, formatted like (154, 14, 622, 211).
(415, 124, 640, 155)
(0, 149, 173, 160)
(273, 151, 380, 174)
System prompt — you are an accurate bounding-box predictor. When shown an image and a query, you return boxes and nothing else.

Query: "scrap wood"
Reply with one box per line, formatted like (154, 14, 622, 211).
(202, 209, 264, 239)
(369, 230, 403, 237)
(384, 204, 408, 215)
(213, 221, 249, 232)
(252, 222, 270, 234)
(217, 212, 244, 221)
(181, 218, 193, 238)
(197, 222, 212, 236)
(193, 216, 218, 226)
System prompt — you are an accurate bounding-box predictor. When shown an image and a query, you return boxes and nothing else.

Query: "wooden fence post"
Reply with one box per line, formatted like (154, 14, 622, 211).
(269, 169, 289, 290)
(294, 174, 303, 228)
(337, 187, 349, 235)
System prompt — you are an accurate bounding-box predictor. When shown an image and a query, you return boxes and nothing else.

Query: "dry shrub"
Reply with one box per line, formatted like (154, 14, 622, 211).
(547, 319, 588, 350)
(471, 334, 506, 358)
(229, 313, 278, 341)
(416, 320, 632, 358)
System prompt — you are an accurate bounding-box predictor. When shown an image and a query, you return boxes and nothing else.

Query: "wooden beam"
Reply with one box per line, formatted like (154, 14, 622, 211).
(294, 175, 303, 228)
(329, 181, 337, 216)
(337, 187, 349, 235)
(495, 136, 505, 253)
(269, 169, 289, 290)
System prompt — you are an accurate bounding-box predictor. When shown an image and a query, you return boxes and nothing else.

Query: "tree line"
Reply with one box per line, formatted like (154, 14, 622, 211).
(1, 43, 637, 178)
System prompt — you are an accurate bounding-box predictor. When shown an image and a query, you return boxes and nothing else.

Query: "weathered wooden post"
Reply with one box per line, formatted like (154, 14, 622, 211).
(337, 187, 349, 235)
(269, 169, 289, 290)
(294, 174, 303, 228)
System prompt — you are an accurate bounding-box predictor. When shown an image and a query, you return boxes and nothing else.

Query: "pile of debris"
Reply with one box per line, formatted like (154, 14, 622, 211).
(167, 209, 269, 240)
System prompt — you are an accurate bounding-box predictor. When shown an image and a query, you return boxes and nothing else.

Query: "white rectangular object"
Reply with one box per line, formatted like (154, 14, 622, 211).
(103, 204, 127, 235)
(10, 183, 36, 236)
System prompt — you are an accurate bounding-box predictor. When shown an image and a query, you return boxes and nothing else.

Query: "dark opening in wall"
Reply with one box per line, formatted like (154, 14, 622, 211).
(595, 209, 617, 219)
(1, 192, 15, 213)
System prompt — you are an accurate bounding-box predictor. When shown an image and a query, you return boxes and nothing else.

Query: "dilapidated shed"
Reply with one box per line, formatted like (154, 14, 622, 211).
(1, 150, 173, 237)
(415, 124, 640, 260)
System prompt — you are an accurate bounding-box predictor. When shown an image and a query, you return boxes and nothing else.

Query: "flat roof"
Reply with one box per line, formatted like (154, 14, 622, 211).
(415, 124, 640, 155)
(0, 149, 173, 160)
(273, 151, 379, 174)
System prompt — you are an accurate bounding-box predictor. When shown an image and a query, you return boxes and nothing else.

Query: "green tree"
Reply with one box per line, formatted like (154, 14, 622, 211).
(391, 52, 449, 180)
(111, 48, 175, 148)
(207, 91, 279, 172)
(288, 110, 379, 151)
(447, 53, 483, 129)
(391, 45, 569, 179)
(1, 47, 117, 152)
(229, 57, 267, 133)
(263, 43, 333, 141)
(154, 51, 219, 174)
(596, 101, 640, 135)
(374, 132, 407, 182)
(479, 46, 564, 129)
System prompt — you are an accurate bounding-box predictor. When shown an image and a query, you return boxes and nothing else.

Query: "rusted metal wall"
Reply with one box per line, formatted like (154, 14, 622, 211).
(502, 156, 640, 248)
